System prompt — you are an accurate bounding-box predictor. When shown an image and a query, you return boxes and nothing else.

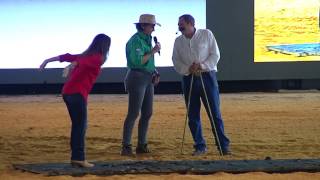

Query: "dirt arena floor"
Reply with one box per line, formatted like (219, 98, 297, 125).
(0, 92, 320, 179)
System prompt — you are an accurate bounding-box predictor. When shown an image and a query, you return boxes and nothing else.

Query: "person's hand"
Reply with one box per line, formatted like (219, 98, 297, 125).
(152, 73, 160, 86)
(39, 60, 48, 71)
(152, 42, 161, 54)
(71, 61, 78, 66)
(62, 62, 78, 78)
(189, 62, 201, 74)
(39, 56, 61, 71)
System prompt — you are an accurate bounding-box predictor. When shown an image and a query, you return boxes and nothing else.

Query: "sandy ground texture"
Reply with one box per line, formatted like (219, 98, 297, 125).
(0, 92, 320, 179)
(254, 0, 320, 62)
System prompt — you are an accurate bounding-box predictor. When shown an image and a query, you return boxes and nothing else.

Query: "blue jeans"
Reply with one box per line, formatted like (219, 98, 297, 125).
(122, 69, 154, 146)
(182, 71, 230, 151)
(63, 93, 87, 161)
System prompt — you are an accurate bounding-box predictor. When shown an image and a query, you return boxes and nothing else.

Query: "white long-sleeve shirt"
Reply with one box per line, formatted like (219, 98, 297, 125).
(172, 29, 220, 75)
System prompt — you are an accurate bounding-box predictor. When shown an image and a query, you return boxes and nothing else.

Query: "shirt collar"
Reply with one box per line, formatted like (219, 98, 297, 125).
(138, 31, 152, 42)
(183, 28, 198, 40)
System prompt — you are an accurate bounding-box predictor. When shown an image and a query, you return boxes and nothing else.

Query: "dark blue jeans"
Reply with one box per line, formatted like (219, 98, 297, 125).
(122, 69, 154, 146)
(182, 71, 230, 152)
(63, 93, 87, 161)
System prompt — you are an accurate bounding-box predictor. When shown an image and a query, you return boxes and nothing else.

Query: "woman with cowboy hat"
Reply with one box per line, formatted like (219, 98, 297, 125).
(121, 14, 161, 156)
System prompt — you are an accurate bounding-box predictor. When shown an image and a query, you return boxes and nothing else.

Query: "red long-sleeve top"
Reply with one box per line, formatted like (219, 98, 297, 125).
(59, 53, 102, 102)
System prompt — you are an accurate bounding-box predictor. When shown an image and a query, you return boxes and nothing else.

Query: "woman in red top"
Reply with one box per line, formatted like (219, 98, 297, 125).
(39, 34, 111, 168)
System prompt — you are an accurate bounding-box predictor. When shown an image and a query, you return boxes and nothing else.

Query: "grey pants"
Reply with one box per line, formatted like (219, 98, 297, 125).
(122, 69, 154, 146)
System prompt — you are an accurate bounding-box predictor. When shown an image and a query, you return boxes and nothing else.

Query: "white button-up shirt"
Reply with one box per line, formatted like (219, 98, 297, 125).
(172, 29, 220, 75)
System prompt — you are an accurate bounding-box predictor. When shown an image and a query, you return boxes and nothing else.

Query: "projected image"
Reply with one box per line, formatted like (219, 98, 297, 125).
(254, 0, 320, 62)
(0, 0, 205, 68)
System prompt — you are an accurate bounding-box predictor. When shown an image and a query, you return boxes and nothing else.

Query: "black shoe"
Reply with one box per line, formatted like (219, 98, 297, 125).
(120, 144, 134, 156)
(136, 144, 151, 154)
(221, 149, 231, 156)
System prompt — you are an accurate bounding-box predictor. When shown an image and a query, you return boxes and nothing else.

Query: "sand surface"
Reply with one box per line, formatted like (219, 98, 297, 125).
(0, 92, 320, 179)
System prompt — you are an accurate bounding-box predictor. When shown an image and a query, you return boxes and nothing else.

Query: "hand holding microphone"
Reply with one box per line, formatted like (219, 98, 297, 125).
(153, 36, 161, 55)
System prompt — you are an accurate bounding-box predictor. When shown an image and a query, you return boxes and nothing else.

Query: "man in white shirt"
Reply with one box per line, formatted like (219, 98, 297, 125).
(172, 14, 230, 156)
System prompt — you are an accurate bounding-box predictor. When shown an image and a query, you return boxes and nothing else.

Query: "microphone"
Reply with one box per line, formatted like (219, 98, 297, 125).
(153, 36, 160, 55)
(176, 27, 185, 35)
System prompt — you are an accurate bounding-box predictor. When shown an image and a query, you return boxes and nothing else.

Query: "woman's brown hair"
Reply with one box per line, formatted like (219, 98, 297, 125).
(82, 34, 111, 64)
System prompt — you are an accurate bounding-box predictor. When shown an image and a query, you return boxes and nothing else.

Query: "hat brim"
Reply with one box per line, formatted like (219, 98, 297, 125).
(134, 22, 161, 27)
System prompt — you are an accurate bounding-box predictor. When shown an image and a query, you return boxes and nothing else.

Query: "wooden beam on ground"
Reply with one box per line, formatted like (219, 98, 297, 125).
(13, 159, 320, 176)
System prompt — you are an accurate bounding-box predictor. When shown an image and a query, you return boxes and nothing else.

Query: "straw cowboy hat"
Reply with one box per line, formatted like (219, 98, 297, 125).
(135, 14, 161, 26)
